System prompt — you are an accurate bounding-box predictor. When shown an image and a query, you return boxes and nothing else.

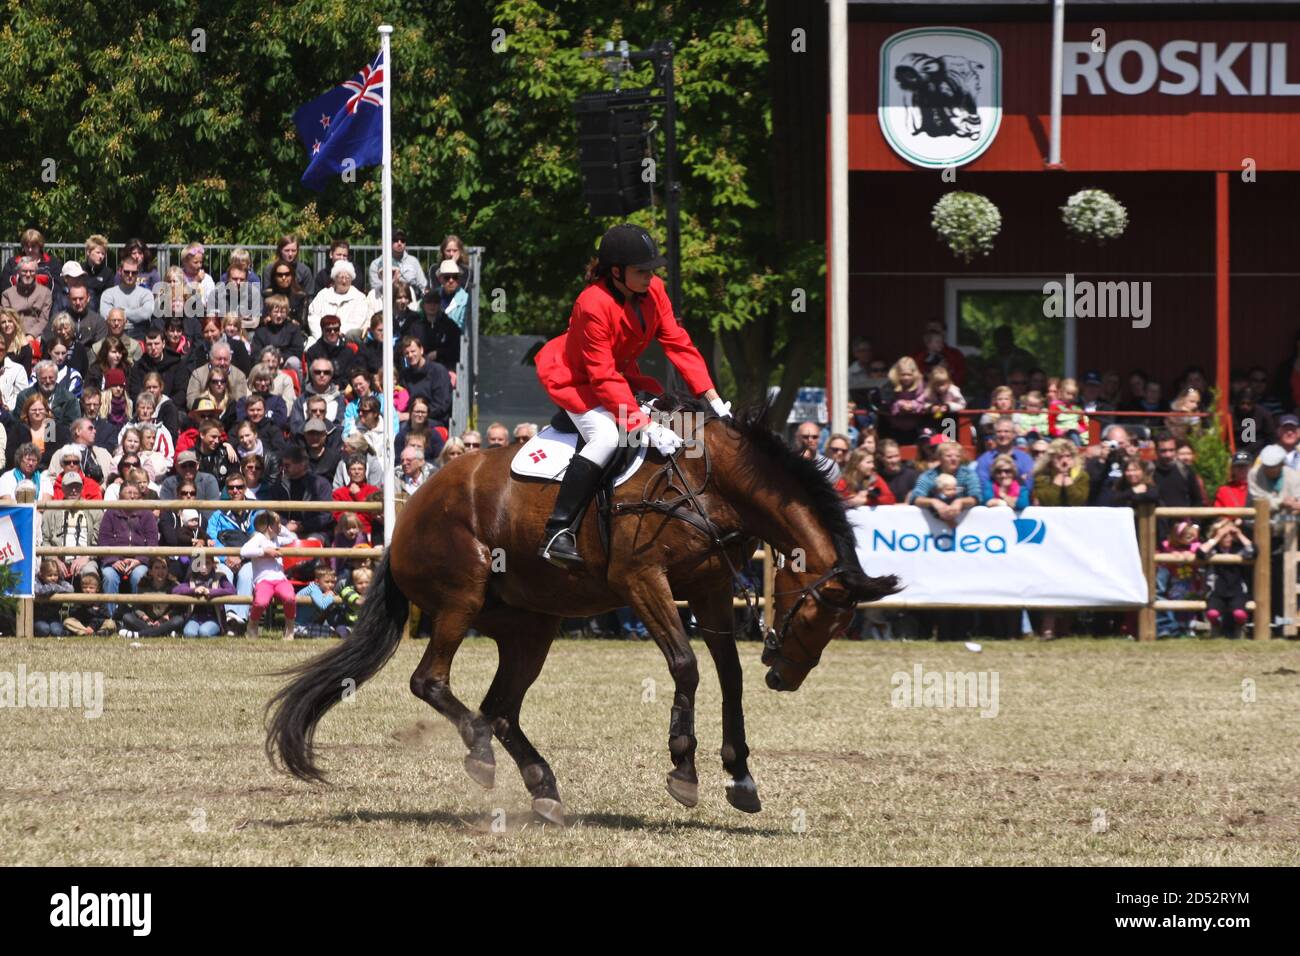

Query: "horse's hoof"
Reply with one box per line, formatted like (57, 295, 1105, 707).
(463, 754, 495, 790)
(725, 776, 762, 814)
(532, 797, 565, 826)
(666, 773, 699, 808)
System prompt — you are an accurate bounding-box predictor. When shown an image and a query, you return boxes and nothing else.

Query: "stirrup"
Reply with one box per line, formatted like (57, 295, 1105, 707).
(539, 528, 583, 567)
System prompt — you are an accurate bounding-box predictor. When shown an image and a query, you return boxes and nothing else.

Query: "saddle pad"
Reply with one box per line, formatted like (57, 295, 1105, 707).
(511, 428, 648, 486)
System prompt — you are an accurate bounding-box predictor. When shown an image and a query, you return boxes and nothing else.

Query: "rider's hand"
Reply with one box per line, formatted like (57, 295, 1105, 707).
(709, 397, 732, 420)
(642, 422, 683, 457)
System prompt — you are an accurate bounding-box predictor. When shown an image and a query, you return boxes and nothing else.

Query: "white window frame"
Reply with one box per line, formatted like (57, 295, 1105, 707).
(944, 277, 1076, 379)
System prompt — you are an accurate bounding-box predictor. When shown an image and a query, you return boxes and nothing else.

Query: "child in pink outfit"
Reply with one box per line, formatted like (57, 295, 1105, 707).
(240, 510, 300, 641)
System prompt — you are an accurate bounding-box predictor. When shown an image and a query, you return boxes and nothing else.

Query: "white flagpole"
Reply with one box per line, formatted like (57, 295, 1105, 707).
(379, 24, 396, 545)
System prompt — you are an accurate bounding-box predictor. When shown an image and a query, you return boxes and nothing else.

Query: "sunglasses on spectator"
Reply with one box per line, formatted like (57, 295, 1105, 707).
(227, 483, 246, 491)
(179, 489, 197, 497)
(274, 270, 291, 277)
(121, 268, 138, 276)
(312, 368, 332, 376)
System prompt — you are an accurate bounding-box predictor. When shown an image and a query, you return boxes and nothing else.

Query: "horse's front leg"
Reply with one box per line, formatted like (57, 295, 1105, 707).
(627, 572, 700, 808)
(689, 588, 761, 813)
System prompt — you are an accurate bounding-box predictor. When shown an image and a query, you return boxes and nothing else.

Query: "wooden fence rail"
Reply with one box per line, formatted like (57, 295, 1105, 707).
(13, 494, 1284, 642)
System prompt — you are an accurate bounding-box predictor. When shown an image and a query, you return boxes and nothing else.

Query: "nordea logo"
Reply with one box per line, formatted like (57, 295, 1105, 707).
(872, 529, 1007, 554)
(1013, 518, 1047, 545)
(872, 518, 1046, 554)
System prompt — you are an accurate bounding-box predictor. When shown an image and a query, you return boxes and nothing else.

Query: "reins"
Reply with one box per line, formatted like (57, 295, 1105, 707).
(610, 410, 764, 639)
(609, 405, 857, 655)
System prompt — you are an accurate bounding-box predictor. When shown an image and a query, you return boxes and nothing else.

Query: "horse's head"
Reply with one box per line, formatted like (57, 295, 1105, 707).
(762, 564, 895, 692)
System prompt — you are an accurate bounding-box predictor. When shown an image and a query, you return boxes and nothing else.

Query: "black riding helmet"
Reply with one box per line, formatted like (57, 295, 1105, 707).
(597, 224, 667, 270)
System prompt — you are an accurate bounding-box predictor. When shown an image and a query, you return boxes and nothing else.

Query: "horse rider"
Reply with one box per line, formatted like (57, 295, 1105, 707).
(534, 223, 731, 568)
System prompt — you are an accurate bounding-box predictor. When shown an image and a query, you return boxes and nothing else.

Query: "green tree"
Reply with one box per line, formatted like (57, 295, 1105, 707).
(0, 0, 817, 422)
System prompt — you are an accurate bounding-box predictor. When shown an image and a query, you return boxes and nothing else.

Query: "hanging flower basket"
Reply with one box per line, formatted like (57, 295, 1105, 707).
(931, 191, 1002, 263)
(1061, 188, 1128, 244)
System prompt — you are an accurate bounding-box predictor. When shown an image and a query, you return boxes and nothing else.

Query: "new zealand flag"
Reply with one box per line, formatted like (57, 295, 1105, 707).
(292, 48, 385, 191)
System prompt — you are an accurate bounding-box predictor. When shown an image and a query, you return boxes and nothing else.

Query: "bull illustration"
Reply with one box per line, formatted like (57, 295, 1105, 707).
(894, 53, 984, 140)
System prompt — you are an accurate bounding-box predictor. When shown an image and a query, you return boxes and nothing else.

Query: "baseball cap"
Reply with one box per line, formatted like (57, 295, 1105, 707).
(1083, 370, 1103, 386)
(303, 419, 328, 434)
(597, 224, 667, 270)
(393, 228, 407, 242)
(1279, 414, 1300, 429)
(1259, 444, 1286, 467)
(180, 508, 200, 523)
(61, 472, 82, 488)
(104, 368, 126, 387)
(1231, 451, 1253, 466)
(61, 261, 85, 278)
(176, 450, 199, 466)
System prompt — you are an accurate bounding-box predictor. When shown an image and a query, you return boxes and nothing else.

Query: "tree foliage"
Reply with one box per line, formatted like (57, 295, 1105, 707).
(0, 0, 820, 418)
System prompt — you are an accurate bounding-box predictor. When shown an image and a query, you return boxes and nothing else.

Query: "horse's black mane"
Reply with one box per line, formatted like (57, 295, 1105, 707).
(653, 391, 866, 574)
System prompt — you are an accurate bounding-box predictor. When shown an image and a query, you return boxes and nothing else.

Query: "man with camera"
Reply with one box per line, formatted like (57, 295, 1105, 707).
(1085, 423, 1139, 504)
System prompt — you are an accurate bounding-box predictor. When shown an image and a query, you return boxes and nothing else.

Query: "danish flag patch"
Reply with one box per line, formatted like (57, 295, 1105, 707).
(529, 449, 547, 463)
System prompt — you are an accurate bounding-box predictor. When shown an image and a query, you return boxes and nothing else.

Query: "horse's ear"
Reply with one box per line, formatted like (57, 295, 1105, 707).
(841, 569, 901, 603)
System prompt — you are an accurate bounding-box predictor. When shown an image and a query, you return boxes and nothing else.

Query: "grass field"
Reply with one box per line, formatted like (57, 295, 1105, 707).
(2, 635, 1298, 866)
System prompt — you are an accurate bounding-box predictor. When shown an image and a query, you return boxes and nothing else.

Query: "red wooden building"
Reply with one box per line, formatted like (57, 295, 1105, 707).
(769, 0, 1300, 409)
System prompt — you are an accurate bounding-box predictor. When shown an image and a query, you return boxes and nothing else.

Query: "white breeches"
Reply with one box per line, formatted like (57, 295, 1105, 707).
(568, 407, 621, 466)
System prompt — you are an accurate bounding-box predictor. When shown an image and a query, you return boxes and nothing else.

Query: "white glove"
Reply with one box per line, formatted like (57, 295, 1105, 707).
(642, 421, 683, 456)
(709, 397, 732, 419)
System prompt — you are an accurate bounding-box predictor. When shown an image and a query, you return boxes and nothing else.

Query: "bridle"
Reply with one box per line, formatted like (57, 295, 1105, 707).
(763, 564, 859, 671)
(611, 404, 860, 668)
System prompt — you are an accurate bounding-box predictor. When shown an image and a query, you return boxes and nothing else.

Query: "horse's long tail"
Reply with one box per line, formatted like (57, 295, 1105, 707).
(265, 550, 410, 781)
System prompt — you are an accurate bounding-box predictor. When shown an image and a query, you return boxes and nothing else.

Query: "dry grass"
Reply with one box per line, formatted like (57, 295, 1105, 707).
(1, 635, 1298, 866)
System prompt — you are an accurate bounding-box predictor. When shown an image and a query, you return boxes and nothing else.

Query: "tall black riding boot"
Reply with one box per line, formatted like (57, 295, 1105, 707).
(538, 455, 605, 568)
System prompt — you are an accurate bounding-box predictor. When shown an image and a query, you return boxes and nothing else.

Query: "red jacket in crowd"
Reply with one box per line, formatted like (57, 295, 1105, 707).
(835, 473, 896, 505)
(1213, 478, 1249, 510)
(535, 275, 714, 432)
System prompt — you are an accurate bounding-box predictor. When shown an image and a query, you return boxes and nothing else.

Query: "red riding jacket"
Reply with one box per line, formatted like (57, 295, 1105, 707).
(535, 275, 714, 431)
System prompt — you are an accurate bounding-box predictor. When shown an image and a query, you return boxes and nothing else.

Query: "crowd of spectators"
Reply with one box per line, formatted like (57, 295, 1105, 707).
(3, 228, 491, 637)
(793, 325, 1298, 639)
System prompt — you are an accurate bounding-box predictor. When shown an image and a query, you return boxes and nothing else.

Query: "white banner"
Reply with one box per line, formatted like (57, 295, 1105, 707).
(849, 506, 1147, 608)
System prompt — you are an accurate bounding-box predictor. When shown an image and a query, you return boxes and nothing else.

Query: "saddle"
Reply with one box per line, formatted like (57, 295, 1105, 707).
(547, 407, 642, 559)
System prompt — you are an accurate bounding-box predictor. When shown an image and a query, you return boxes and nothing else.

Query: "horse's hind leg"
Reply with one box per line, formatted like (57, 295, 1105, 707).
(476, 610, 564, 825)
(689, 588, 761, 813)
(409, 598, 497, 790)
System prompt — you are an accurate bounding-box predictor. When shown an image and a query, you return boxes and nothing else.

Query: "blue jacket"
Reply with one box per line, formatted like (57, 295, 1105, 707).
(908, 464, 982, 504)
(206, 507, 260, 552)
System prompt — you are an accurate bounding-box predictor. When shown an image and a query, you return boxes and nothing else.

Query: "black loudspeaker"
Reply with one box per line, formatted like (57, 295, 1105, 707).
(574, 90, 653, 216)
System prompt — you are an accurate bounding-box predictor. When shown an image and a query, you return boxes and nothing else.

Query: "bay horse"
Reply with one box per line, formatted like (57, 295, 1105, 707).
(266, 396, 898, 824)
